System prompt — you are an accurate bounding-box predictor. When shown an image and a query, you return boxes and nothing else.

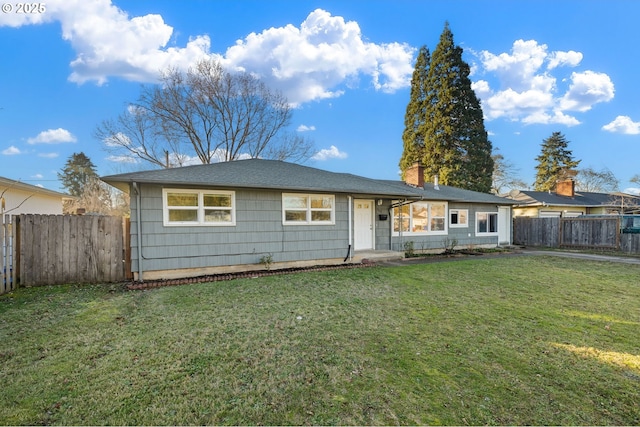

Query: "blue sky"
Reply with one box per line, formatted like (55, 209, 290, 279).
(1, 0, 639, 194)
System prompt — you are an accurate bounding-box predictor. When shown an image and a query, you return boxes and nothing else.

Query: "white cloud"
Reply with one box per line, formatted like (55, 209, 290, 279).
(474, 39, 613, 125)
(2, 2, 413, 105)
(559, 71, 614, 112)
(521, 110, 581, 126)
(297, 125, 316, 132)
(106, 155, 139, 164)
(547, 50, 583, 70)
(38, 152, 60, 158)
(224, 9, 414, 105)
(0, 0, 213, 84)
(623, 187, 640, 196)
(31, 173, 44, 179)
(602, 115, 640, 135)
(312, 145, 347, 161)
(27, 128, 77, 144)
(2, 146, 21, 155)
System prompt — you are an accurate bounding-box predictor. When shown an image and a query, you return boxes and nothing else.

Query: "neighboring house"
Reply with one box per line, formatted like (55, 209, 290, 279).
(102, 159, 513, 281)
(0, 176, 72, 215)
(506, 179, 640, 217)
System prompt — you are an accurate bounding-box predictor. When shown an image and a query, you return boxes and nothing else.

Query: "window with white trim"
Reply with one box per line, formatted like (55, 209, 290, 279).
(476, 212, 498, 235)
(283, 193, 335, 225)
(163, 189, 235, 226)
(392, 201, 447, 235)
(449, 209, 468, 228)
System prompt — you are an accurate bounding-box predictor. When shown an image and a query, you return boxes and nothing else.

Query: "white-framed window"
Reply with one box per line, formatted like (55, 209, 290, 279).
(283, 193, 335, 225)
(449, 209, 468, 228)
(476, 212, 498, 235)
(163, 188, 235, 226)
(392, 201, 447, 235)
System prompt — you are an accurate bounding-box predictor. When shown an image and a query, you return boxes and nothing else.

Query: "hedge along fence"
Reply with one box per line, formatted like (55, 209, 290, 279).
(514, 216, 640, 254)
(14, 214, 127, 287)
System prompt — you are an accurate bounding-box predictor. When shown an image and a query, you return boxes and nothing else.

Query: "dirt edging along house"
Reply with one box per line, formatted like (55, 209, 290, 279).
(102, 159, 513, 281)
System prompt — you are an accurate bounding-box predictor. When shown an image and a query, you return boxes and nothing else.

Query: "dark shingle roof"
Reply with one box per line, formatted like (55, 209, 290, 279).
(101, 158, 513, 205)
(506, 190, 638, 207)
(102, 159, 419, 197)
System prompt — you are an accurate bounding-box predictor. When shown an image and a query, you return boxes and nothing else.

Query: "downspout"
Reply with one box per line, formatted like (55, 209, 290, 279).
(344, 196, 352, 262)
(133, 182, 143, 282)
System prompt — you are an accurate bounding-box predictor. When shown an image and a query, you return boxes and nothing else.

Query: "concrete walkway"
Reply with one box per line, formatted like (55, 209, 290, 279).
(521, 249, 640, 265)
(378, 248, 640, 266)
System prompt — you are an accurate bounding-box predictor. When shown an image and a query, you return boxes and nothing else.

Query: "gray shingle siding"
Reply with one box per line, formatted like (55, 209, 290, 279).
(129, 184, 350, 273)
(387, 201, 501, 252)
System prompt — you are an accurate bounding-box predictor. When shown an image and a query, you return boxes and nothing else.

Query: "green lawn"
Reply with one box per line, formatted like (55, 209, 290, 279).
(1, 255, 639, 425)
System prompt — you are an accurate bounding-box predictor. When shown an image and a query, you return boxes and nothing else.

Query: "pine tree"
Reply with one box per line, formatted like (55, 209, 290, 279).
(400, 22, 493, 192)
(533, 132, 581, 192)
(58, 152, 113, 214)
(399, 46, 430, 177)
(58, 152, 99, 197)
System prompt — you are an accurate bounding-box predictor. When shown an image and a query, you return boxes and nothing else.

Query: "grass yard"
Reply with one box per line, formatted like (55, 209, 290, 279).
(1, 255, 639, 425)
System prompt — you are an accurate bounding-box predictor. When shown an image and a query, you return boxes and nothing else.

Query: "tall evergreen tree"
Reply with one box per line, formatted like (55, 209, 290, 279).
(399, 45, 430, 177)
(59, 152, 113, 214)
(413, 22, 493, 192)
(533, 132, 581, 192)
(58, 152, 99, 197)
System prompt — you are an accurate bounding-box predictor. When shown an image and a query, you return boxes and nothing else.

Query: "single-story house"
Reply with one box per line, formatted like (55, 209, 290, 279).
(0, 176, 72, 215)
(102, 159, 513, 281)
(505, 179, 640, 217)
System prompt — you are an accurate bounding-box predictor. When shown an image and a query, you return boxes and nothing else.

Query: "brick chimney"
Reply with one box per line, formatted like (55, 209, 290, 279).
(405, 162, 424, 187)
(555, 179, 575, 197)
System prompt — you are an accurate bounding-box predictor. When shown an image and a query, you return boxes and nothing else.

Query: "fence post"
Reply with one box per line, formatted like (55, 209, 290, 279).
(13, 215, 20, 288)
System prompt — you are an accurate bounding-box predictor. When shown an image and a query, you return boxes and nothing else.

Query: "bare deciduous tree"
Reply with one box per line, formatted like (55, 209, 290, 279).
(96, 59, 314, 168)
(491, 149, 528, 194)
(575, 167, 619, 193)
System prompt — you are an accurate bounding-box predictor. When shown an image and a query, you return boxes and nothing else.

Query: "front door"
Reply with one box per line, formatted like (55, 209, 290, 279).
(354, 199, 374, 250)
(498, 206, 511, 246)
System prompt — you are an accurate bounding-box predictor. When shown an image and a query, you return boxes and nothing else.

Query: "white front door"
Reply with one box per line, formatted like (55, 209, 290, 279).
(498, 206, 511, 246)
(354, 199, 374, 250)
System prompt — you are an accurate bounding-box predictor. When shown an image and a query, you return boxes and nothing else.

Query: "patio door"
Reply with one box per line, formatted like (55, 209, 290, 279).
(354, 199, 374, 250)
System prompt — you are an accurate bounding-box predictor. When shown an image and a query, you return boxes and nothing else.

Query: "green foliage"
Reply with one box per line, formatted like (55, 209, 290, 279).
(399, 46, 430, 177)
(534, 132, 581, 191)
(400, 23, 494, 192)
(57, 152, 99, 197)
(403, 240, 415, 257)
(58, 152, 115, 214)
(259, 253, 273, 270)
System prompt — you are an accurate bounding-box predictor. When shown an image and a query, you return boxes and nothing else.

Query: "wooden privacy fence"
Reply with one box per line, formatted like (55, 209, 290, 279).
(3, 214, 129, 290)
(1, 215, 16, 294)
(513, 216, 640, 254)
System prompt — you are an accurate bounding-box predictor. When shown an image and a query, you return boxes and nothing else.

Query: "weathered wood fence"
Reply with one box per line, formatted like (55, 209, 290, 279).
(513, 216, 640, 254)
(1, 214, 129, 293)
(1, 215, 16, 294)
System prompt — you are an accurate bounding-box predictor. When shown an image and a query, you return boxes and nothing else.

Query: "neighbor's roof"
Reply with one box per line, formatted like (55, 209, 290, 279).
(380, 180, 513, 205)
(506, 190, 639, 208)
(101, 158, 513, 204)
(0, 176, 72, 199)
